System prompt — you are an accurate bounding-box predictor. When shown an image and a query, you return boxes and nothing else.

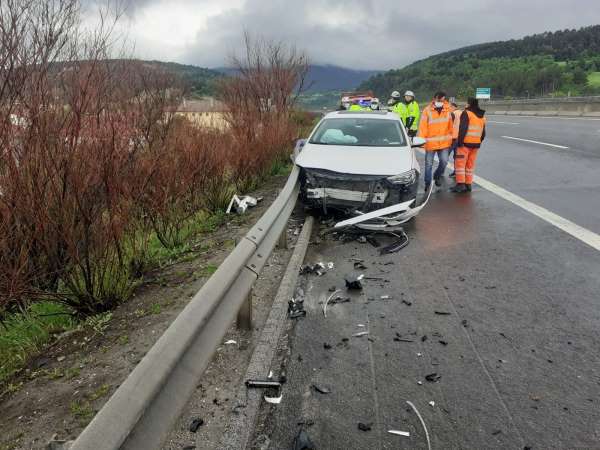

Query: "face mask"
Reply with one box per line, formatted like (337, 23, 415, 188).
(434, 101, 443, 108)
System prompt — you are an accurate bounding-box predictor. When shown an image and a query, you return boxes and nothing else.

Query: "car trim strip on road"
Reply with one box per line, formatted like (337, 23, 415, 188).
(473, 174, 600, 252)
(501, 135, 569, 149)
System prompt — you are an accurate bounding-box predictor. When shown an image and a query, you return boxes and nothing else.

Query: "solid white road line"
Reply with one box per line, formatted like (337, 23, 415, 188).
(418, 149, 600, 252)
(472, 175, 600, 252)
(501, 135, 569, 149)
(488, 120, 520, 125)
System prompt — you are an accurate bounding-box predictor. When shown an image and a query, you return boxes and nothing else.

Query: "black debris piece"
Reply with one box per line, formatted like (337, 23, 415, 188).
(342, 337, 349, 342)
(345, 274, 363, 290)
(358, 422, 373, 432)
(350, 257, 364, 262)
(329, 296, 351, 305)
(365, 236, 381, 248)
(245, 380, 282, 389)
(379, 231, 409, 255)
(300, 263, 326, 276)
(462, 320, 469, 328)
(394, 332, 415, 343)
(364, 276, 384, 281)
(492, 430, 502, 436)
(485, 285, 497, 290)
(425, 373, 442, 383)
(323, 343, 332, 350)
(312, 384, 331, 394)
(357, 236, 368, 243)
(459, 276, 465, 282)
(431, 357, 440, 366)
(289, 299, 306, 319)
(183, 446, 196, 450)
(421, 335, 428, 342)
(524, 447, 532, 450)
(188, 418, 204, 433)
(293, 430, 316, 450)
(434, 311, 451, 315)
(384, 261, 395, 265)
(328, 286, 337, 292)
(402, 299, 412, 306)
(439, 340, 448, 346)
(353, 261, 367, 270)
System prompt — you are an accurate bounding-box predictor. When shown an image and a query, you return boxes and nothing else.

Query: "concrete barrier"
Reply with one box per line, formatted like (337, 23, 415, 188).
(484, 97, 600, 118)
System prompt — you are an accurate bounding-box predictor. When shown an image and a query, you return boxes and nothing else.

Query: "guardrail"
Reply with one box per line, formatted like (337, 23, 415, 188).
(71, 166, 300, 450)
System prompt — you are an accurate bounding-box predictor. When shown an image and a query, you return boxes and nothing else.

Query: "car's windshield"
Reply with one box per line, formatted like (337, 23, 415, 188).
(309, 118, 406, 147)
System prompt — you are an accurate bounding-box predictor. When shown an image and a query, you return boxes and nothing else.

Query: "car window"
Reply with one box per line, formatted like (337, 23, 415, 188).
(309, 118, 406, 147)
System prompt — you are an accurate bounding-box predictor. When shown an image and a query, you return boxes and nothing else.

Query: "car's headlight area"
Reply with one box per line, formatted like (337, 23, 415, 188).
(386, 169, 417, 185)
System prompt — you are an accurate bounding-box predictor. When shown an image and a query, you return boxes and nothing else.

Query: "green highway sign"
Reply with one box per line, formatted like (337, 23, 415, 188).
(476, 88, 491, 99)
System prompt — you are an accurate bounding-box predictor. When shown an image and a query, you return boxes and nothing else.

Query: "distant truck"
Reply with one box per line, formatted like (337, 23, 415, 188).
(340, 91, 379, 110)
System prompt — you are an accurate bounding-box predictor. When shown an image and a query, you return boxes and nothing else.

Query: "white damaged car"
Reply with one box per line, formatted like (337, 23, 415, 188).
(294, 110, 431, 228)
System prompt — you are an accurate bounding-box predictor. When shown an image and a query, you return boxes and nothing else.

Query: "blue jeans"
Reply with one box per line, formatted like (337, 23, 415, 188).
(424, 148, 449, 185)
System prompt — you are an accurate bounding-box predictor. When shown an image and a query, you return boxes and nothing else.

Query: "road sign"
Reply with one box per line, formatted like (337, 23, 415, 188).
(476, 88, 491, 99)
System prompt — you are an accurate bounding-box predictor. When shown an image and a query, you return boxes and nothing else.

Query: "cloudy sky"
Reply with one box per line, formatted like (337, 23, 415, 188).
(82, 0, 600, 70)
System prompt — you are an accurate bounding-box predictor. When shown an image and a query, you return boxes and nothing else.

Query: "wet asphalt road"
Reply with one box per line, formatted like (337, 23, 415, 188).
(258, 115, 600, 450)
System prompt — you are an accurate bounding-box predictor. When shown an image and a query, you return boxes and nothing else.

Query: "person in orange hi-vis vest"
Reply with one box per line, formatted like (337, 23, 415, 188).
(417, 91, 454, 190)
(449, 102, 462, 178)
(451, 97, 487, 193)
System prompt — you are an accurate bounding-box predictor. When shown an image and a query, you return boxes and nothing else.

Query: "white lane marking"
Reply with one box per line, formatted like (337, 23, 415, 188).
(501, 135, 569, 149)
(488, 114, 600, 121)
(472, 175, 600, 252)
(418, 149, 600, 252)
(488, 120, 520, 125)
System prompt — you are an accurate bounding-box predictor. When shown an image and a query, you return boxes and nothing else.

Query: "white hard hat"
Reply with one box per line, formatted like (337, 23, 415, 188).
(391, 91, 401, 99)
(404, 90, 415, 97)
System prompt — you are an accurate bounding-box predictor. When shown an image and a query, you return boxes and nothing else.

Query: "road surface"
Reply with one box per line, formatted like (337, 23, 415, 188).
(253, 114, 600, 450)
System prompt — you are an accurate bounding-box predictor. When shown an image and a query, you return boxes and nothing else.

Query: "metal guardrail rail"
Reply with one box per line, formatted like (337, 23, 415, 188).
(71, 166, 300, 450)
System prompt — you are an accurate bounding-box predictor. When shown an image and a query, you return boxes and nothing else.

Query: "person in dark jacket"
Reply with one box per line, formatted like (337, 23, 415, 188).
(451, 97, 486, 193)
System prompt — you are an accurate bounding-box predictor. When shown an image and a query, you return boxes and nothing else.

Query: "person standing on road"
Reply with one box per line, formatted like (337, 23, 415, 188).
(348, 99, 363, 112)
(451, 97, 486, 193)
(391, 90, 420, 136)
(417, 91, 453, 191)
(449, 102, 462, 178)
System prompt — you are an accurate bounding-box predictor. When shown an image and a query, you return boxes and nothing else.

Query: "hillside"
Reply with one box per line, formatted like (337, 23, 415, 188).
(360, 25, 600, 100)
(143, 60, 222, 97)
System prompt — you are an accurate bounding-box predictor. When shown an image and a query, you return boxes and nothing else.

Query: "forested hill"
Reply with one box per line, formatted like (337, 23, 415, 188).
(360, 25, 600, 100)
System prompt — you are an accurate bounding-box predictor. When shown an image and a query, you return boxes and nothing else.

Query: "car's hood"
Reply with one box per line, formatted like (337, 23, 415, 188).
(295, 142, 414, 176)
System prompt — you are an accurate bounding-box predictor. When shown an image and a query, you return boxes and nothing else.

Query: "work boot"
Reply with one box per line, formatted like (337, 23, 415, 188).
(434, 175, 442, 187)
(451, 183, 467, 193)
(466, 184, 472, 192)
(449, 171, 456, 178)
(424, 183, 431, 192)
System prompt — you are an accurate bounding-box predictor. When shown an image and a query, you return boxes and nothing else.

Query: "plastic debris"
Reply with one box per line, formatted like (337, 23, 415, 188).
(289, 299, 306, 319)
(245, 380, 282, 389)
(327, 262, 334, 269)
(226, 195, 258, 214)
(425, 373, 441, 383)
(357, 236, 368, 243)
(439, 340, 448, 346)
(353, 261, 367, 270)
(380, 295, 391, 300)
(434, 311, 451, 315)
(429, 401, 435, 408)
(264, 393, 283, 404)
(358, 422, 373, 432)
(388, 430, 410, 437)
(293, 430, 315, 450)
(417, 353, 423, 357)
(417, 381, 423, 385)
(402, 299, 412, 306)
(312, 384, 331, 394)
(366, 236, 381, 248)
(189, 417, 204, 432)
(300, 263, 326, 276)
(407, 400, 432, 450)
(357, 324, 365, 327)
(345, 273, 364, 290)
(323, 290, 342, 317)
(353, 331, 369, 337)
(224, 339, 237, 345)
(379, 230, 409, 255)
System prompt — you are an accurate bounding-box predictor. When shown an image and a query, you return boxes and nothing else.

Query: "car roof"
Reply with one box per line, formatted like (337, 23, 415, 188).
(323, 110, 399, 120)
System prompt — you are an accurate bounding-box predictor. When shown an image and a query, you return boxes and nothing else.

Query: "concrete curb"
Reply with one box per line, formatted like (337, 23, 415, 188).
(218, 215, 314, 450)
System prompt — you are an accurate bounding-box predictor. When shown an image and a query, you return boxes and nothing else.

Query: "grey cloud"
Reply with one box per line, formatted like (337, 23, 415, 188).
(122, 0, 600, 69)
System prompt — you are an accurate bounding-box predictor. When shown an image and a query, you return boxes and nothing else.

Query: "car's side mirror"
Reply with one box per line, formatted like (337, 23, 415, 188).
(411, 137, 426, 148)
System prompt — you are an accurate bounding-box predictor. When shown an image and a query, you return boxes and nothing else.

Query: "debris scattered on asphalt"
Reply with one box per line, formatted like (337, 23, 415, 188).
(329, 296, 351, 305)
(357, 324, 365, 327)
(189, 417, 204, 432)
(300, 263, 326, 276)
(417, 381, 423, 385)
(345, 273, 364, 290)
(327, 261, 335, 269)
(353, 331, 369, 337)
(379, 230, 409, 255)
(226, 194, 259, 214)
(462, 319, 469, 328)
(323, 343, 332, 350)
(439, 340, 448, 346)
(312, 384, 331, 394)
(358, 422, 373, 432)
(224, 339, 237, 345)
(245, 380, 282, 389)
(293, 430, 315, 450)
(366, 236, 381, 248)
(328, 286, 336, 292)
(264, 393, 283, 404)
(402, 299, 412, 306)
(407, 400, 432, 450)
(357, 236, 367, 243)
(425, 373, 442, 383)
(429, 401, 436, 408)
(434, 311, 451, 315)
(289, 299, 306, 319)
(353, 261, 367, 270)
(380, 295, 391, 300)
(323, 289, 342, 317)
(421, 335, 428, 342)
(388, 430, 410, 437)
(417, 352, 423, 357)
(394, 332, 415, 343)
(492, 430, 502, 435)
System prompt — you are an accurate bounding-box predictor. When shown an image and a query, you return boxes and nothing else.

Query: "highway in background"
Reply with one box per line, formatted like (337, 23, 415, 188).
(253, 115, 600, 449)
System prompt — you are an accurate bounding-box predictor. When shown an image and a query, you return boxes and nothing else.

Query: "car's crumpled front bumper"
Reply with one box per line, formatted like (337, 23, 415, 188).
(301, 168, 419, 212)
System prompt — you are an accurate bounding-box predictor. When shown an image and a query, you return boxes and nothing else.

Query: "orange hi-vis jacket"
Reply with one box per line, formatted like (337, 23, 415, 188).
(418, 102, 454, 151)
(452, 109, 463, 139)
(462, 110, 486, 145)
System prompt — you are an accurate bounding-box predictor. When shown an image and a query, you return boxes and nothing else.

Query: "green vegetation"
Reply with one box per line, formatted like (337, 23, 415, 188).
(70, 400, 94, 424)
(145, 60, 222, 97)
(297, 90, 343, 110)
(361, 25, 600, 100)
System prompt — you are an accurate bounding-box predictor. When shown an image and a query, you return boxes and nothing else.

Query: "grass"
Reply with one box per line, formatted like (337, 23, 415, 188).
(587, 72, 600, 87)
(70, 400, 94, 424)
(0, 302, 77, 384)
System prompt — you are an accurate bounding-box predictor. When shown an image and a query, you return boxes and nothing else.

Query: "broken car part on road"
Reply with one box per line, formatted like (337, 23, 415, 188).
(226, 194, 261, 214)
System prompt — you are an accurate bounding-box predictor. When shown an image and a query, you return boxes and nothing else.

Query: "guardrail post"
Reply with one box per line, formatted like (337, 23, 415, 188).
(277, 229, 288, 249)
(237, 291, 253, 330)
